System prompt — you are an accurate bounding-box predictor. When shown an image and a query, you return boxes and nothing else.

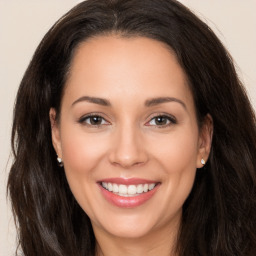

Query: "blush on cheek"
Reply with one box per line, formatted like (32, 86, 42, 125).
(153, 138, 198, 173)
(61, 133, 108, 175)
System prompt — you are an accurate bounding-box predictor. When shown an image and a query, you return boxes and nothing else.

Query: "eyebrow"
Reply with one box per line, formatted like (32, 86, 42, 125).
(72, 96, 186, 109)
(145, 97, 187, 109)
(72, 96, 111, 107)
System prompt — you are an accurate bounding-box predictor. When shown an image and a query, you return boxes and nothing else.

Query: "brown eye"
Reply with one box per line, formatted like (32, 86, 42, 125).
(79, 115, 109, 126)
(155, 116, 169, 125)
(147, 115, 176, 127)
(89, 116, 103, 125)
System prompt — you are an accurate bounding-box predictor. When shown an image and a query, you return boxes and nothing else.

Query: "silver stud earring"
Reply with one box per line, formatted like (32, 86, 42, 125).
(57, 156, 63, 167)
(201, 158, 205, 165)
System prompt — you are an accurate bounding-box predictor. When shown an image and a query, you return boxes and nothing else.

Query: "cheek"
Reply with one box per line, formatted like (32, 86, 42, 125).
(60, 126, 110, 184)
(149, 127, 199, 207)
(150, 127, 199, 173)
(59, 127, 110, 217)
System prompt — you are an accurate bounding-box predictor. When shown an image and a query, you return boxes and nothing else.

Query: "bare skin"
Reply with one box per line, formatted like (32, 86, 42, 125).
(50, 36, 213, 256)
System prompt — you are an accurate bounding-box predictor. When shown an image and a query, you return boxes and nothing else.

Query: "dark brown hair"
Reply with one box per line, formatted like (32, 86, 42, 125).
(8, 0, 256, 255)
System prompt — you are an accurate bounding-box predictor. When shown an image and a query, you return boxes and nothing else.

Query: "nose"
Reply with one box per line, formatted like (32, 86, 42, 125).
(108, 123, 148, 168)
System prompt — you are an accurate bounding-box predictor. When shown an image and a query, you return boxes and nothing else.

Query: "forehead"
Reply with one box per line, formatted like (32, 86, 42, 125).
(63, 35, 194, 108)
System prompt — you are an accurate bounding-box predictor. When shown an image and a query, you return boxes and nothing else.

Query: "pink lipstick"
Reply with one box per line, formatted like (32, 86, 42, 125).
(98, 178, 160, 208)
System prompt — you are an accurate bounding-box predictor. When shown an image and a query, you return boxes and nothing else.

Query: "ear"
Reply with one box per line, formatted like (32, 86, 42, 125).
(196, 114, 213, 168)
(49, 108, 62, 158)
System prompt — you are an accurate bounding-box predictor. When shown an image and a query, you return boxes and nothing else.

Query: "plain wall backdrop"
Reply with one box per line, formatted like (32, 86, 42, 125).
(0, 1, 255, 255)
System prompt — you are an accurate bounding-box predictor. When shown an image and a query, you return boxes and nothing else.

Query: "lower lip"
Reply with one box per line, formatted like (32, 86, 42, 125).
(98, 184, 160, 208)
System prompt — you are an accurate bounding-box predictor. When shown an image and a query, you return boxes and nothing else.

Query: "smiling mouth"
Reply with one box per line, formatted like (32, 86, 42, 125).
(101, 182, 158, 197)
(98, 178, 161, 208)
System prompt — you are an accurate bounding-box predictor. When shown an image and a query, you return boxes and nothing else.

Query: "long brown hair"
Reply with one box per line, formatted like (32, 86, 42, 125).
(8, 0, 256, 255)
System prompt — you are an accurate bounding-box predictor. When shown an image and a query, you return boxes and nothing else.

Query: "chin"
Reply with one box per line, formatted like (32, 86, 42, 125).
(92, 209, 165, 239)
(103, 222, 154, 239)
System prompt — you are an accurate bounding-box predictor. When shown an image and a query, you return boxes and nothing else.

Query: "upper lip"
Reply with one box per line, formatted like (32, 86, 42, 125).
(98, 177, 160, 185)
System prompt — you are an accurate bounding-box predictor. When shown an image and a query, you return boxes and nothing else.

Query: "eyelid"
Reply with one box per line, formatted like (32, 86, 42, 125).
(145, 113, 177, 127)
(77, 112, 177, 128)
(78, 112, 111, 126)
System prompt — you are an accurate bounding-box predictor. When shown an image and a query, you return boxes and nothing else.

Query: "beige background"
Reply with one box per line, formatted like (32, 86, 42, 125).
(0, 1, 255, 255)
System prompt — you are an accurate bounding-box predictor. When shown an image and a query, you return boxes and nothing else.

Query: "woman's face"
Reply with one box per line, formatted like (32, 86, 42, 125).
(51, 36, 212, 240)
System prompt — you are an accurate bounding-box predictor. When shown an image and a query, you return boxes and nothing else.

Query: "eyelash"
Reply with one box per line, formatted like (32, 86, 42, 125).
(146, 114, 177, 128)
(78, 113, 177, 128)
(78, 113, 110, 127)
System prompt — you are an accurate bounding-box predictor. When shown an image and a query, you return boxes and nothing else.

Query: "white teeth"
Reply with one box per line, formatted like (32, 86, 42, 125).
(101, 182, 157, 196)
(102, 182, 107, 189)
(113, 183, 119, 193)
(108, 183, 113, 192)
(136, 184, 144, 194)
(119, 184, 127, 194)
(149, 183, 155, 190)
(143, 184, 149, 192)
(128, 185, 137, 195)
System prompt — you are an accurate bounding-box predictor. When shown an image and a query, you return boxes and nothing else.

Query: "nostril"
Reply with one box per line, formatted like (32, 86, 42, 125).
(108, 130, 149, 168)
(109, 151, 148, 168)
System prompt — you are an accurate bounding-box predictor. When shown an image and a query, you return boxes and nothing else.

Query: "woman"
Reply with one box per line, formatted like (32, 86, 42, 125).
(8, 0, 256, 255)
